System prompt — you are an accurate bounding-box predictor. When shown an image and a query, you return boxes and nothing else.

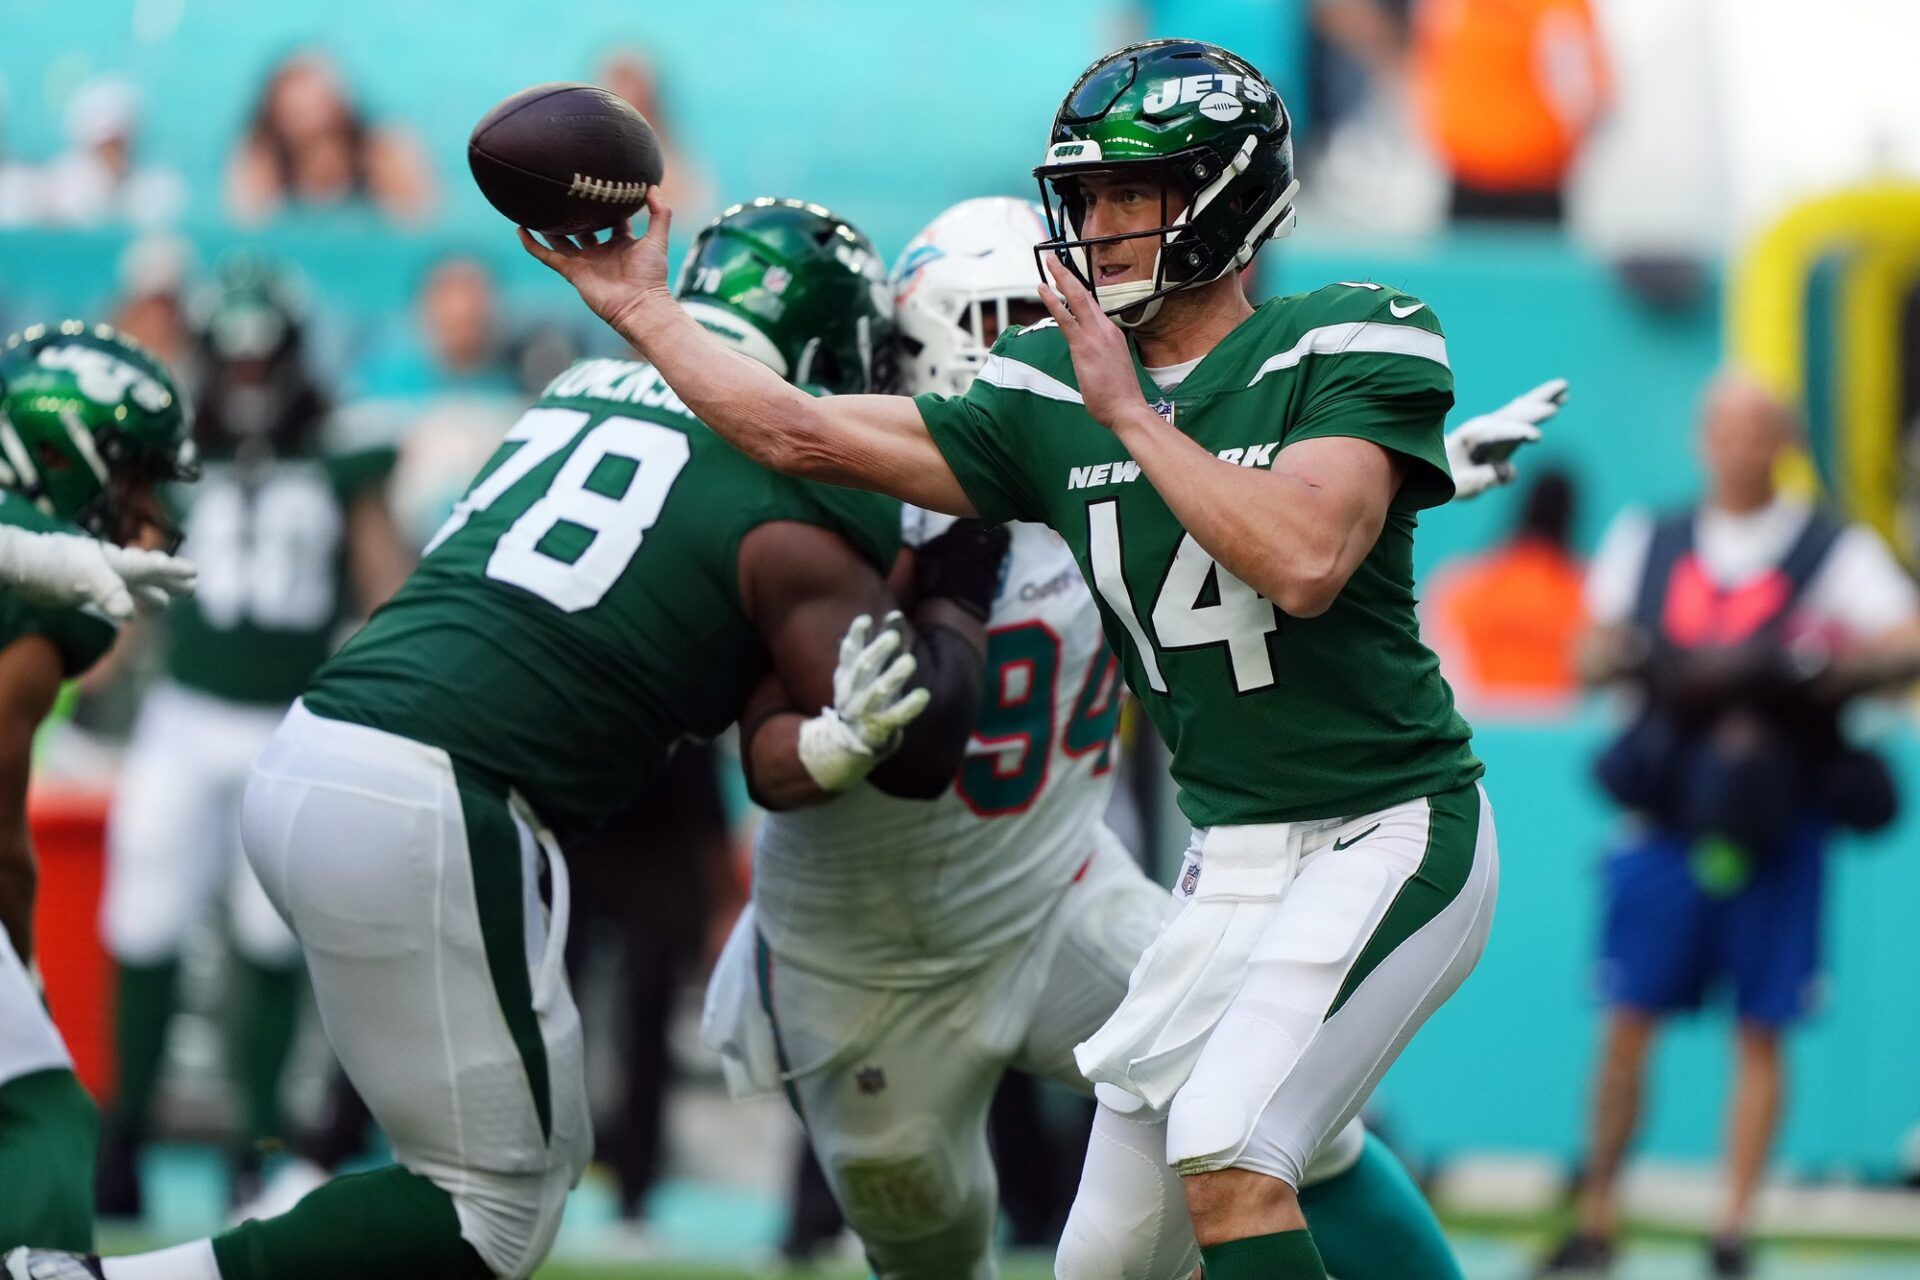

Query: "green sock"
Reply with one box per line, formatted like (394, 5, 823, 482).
(226, 954, 303, 1150)
(1201, 1229, 1327, 1279)
(110, 958, 180, 1132)
(211, 1164, 492, 1280)
(1299, 1134, 1464, 1280)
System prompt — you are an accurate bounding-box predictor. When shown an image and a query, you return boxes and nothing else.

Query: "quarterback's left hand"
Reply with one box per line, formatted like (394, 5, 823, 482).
(1038, 255, 1152, 433)
(1445, 378, 1568, 500)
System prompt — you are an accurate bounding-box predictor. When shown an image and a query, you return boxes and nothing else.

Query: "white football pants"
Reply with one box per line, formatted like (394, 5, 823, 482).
(1056, 783, 1498, 1280)
(757, 827, 1370, 1280)
(239, 702, 591, 1280)
(103, 681, 298, 966)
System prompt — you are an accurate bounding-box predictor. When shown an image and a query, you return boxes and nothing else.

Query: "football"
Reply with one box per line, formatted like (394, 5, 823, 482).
(468, 82, 664, 236)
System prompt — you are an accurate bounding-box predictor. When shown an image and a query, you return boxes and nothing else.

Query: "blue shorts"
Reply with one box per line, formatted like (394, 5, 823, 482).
(1596, 820, 1826, 1027)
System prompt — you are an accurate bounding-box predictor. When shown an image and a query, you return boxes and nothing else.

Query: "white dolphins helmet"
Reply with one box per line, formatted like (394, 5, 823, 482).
(890, 196, 1051, 396)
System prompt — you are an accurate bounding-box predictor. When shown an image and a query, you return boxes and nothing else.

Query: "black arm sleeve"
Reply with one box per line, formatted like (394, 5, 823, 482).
(866, 620, 986, 800)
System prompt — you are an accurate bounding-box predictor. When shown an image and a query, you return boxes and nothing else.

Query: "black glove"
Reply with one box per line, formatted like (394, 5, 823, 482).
(912, 518, 1011, 623)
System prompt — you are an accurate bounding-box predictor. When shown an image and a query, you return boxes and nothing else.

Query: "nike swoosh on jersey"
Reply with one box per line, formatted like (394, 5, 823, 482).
(1388, 300, 1426, 319)
(1330, 822, 1382, 852)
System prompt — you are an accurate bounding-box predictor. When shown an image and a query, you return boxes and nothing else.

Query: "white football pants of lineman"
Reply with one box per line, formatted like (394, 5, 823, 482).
(760, 827, 1370, 1280)
(0, 925, 73, 1090)
(239, 702, 591, 1280)
(103, 681, 298, 967)
(1056, 784, 1499, 1280)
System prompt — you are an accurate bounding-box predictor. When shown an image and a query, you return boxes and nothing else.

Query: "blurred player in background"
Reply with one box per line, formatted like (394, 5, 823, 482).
(0, 323, 197, 1254)
(707, 195, 1561, 1280)
(94, 257, 410, 1216)
(8, 199, 1004, 1280)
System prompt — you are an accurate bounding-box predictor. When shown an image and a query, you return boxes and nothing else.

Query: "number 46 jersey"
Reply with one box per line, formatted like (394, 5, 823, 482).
(753, 511, 1124, 986)
(916, 282, 1483, 830)
(304, 359, 900, 843)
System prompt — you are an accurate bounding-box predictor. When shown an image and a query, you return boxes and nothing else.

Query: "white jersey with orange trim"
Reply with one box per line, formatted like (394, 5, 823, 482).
(752, 511, 1124, 986)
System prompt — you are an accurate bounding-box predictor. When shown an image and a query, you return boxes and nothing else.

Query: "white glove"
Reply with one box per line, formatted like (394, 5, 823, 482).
(0, 525, 198, 621)
(1444, 378, 1568, 500)
(797, 611, 932, 792)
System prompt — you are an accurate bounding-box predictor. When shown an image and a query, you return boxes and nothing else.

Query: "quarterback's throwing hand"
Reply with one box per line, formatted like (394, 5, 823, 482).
(797, 612, 932, 792)
(1038, 254, 1151, 432)
(1444, 378, 1568, 500)
(519, 188, 676, 334)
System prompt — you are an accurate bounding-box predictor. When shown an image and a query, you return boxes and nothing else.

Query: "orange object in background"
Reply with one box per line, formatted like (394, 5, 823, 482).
(28, 785, 113, 1100)
(1427, 537, 1588, 712)
(1412, 0, 1610, 193)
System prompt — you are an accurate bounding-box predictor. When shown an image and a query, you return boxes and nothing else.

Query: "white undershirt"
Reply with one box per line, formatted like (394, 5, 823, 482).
(1145, 357, 1203, 393)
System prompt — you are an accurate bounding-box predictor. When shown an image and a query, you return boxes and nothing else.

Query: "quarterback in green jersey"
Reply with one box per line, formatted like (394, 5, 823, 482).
(0, 323, 197, 1259)
(526, 39, 1540, 1280)
(12, 200, 1004, 1280)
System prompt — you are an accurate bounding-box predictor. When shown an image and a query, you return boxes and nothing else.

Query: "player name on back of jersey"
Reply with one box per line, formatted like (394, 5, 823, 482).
(542, 358, 691, 416)
(1065, 440, 1280, 491)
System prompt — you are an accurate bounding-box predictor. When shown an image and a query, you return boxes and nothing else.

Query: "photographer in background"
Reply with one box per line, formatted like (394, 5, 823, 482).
(1537, 372, 1920, 1280)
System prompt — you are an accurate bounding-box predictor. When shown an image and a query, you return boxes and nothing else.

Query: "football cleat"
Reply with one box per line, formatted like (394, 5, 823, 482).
(2, 1249, 107, 1280)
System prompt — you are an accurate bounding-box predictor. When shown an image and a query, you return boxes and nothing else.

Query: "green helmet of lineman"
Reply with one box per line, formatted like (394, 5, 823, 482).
(675, 197, 895, 394)
(0, 321, 198, 544)
(1033, 39, 1300, 326)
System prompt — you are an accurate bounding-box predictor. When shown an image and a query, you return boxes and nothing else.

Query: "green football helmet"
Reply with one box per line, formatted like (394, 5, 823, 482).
(674, 197, 894, 395)
(1033, 39, 1300, 326)
(0, 321, 198, 546)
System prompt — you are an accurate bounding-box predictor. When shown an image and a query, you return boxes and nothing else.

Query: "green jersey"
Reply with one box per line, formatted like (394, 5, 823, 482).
(0, 493, 118, 677)
(918, 282, 1480, 828)
(165, 434, 394, 706)
(304, 358, 901, 842)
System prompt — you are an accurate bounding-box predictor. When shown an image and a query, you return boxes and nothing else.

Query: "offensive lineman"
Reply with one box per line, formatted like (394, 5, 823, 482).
(711, 196, 1560, 1280)
(6, 200, 1003, 1280)
(527, 40, 1518, 1280)
(0, 324, 198, 1254)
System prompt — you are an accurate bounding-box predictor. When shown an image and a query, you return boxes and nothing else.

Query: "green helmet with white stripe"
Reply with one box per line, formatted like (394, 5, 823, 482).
(674, 197, 895, 395)
(0, 321, 197, 543)
(1034, 39, 1299, 326)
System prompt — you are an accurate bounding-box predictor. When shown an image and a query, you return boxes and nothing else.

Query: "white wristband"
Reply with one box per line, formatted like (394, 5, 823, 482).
(797, 709, 880, 792)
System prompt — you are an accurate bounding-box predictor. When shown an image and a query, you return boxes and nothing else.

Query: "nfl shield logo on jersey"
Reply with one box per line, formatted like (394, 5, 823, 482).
(1180, 859, 1201, 897)
(1151, 398, 1178, 425)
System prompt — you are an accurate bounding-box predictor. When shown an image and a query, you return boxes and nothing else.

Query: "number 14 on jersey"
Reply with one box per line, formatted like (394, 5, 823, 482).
(1087, 499, 1280, 695)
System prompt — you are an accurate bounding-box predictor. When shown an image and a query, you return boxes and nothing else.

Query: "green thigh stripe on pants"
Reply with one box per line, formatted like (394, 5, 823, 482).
(0, 1067, 100, 1252)
(1327, 782, 1481, 1020)
(457, 774, 552, 1143)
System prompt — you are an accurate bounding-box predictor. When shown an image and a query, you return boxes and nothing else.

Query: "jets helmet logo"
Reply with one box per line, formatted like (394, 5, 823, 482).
(35, 344, 172, 412)
(1142, 73, 1271, 121)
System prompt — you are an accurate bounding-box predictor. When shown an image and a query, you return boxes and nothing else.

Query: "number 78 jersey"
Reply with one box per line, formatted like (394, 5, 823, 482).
(915, 283, 1483, 829)
(305, 359, 901, 842)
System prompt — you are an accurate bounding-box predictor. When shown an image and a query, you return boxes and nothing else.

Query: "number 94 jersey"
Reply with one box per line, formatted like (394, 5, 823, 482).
(753, 513, 1124, 986)
(303, 359, 900, 843)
